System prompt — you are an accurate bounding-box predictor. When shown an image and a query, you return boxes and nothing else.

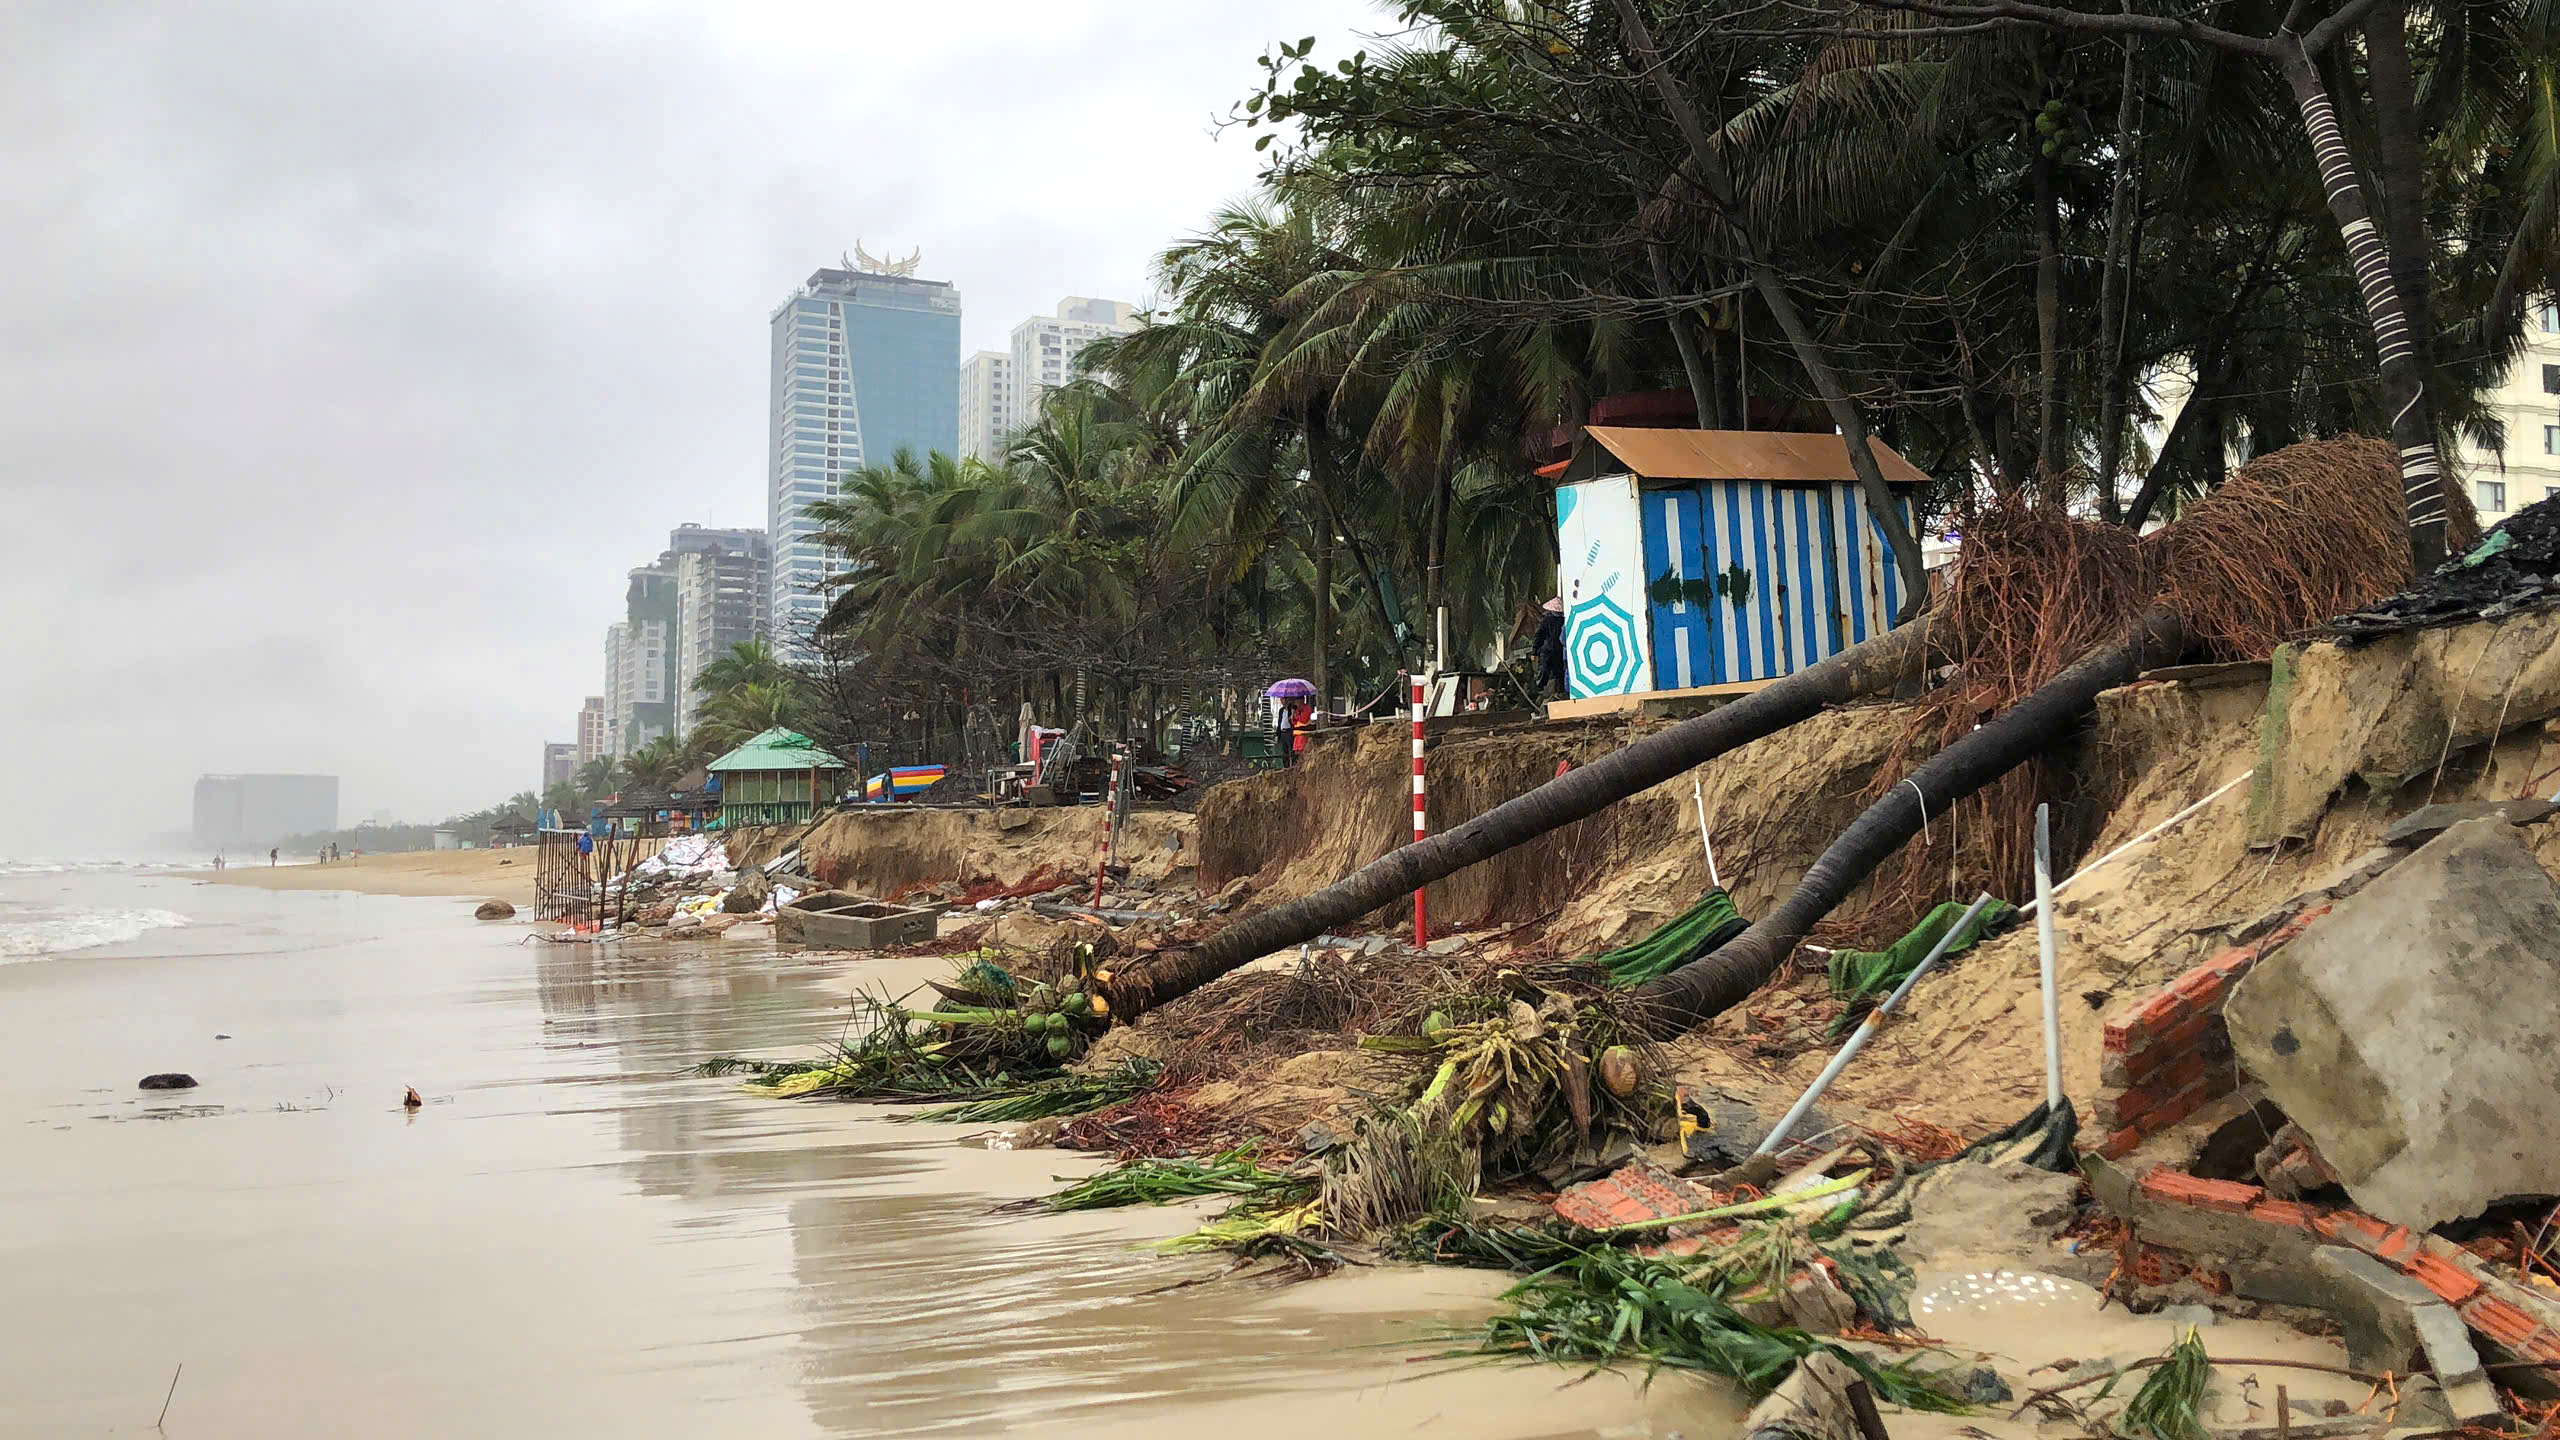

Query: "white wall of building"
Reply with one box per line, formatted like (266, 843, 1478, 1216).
(1006, 297, 1138, 434)
(2455, 304, 2560, 525)
(958, 350, 1014, 463)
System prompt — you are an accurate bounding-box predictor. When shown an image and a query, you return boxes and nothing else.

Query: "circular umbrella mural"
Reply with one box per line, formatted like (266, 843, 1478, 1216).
(1566, 593, 1645, 696)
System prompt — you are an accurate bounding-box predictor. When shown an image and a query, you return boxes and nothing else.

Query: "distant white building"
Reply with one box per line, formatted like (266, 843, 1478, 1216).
(542, 742, 578, 793)
(666, 525, 770, 738)
(602, 624, 629, 755)
(958, 350, 1016, 463)
(576, 695, 608, 766)
(1007, 297, 1139, 433)
(2454, 303, 2560, 525)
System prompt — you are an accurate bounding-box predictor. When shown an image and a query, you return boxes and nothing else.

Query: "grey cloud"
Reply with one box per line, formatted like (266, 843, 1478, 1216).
(0, 0, 1375, 854)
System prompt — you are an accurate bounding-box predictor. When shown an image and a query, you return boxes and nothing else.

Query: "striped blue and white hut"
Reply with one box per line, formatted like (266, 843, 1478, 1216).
(1553, 427, 1930, 700)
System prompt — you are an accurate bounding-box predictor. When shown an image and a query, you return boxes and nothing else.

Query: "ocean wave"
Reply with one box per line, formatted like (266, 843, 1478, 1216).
(0, 905, 192, 961)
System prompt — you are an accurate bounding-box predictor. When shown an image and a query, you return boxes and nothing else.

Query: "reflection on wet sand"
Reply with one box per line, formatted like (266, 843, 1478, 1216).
(0, 876, 1706, 1437)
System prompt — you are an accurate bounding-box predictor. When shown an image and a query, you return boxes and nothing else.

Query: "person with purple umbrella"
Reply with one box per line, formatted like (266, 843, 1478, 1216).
(1267, 678, 1317, 765)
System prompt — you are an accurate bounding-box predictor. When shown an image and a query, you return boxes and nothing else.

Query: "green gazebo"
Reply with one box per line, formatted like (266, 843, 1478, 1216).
(704, 728, 850, 826)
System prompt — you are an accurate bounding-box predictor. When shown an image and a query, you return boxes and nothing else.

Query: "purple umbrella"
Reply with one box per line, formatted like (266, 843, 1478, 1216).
(1266, 678, 1318, 699)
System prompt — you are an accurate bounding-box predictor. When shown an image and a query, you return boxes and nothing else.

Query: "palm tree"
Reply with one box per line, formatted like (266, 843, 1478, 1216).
(691, 638, 796, 700)
(619, 737, 687, 791)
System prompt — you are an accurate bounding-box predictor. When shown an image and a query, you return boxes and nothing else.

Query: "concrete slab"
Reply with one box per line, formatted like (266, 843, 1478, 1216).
(2225, 818, 2560, 1229)
(2381, 797, 2555, 848)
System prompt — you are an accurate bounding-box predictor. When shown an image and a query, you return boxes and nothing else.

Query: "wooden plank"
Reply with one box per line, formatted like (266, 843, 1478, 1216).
(1545, 679, 1774, 721)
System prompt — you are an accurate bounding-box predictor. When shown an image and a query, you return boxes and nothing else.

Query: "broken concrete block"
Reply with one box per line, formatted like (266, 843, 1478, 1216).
(2381, 796, 2555, 848)
(2225, 817, 2560, 1229)
(2296, 1249, 2433, 1373)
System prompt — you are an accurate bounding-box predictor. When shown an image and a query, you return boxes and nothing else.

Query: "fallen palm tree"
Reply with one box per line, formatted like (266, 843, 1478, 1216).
(1634, 437, 2467, 1031)
(1101, 620, 1940, 1023)
(1106, 437, 2463, 1034)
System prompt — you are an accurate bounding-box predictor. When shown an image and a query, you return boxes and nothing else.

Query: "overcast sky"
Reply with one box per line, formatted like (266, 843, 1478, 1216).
(0, 0, 1379, 854)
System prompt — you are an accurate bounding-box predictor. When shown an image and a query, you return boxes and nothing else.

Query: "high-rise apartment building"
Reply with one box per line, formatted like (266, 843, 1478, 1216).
(541, 743, 578, 794)
(668, 525, 770, 735)
(604, 561, 679, 755)
(602, 625, 629, 755)
(1007, 297, 1139, 428)
(2458, 303, 2560, 525)
(958, 350, 1015, 463)
(768, 254, 962, 656)
(577, 696, 608, 765)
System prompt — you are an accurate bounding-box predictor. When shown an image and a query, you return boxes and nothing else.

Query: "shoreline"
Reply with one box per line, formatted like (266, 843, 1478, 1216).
(205, 847, 538, 907)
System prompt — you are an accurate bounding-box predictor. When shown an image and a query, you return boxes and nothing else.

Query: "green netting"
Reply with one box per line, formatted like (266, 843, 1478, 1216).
(1593, 888, 1750, 987)
(1823, 898, 2020, 1033)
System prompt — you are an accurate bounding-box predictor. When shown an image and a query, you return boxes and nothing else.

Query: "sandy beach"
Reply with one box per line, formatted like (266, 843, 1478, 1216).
(207, 846, 541, 907)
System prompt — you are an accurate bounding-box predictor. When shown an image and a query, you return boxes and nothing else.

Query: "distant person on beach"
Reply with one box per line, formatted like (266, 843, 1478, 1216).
(269, 847, 278, 867)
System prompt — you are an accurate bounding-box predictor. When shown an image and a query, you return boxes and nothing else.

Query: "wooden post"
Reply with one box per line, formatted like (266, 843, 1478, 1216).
(1094, 747, 1125, 905)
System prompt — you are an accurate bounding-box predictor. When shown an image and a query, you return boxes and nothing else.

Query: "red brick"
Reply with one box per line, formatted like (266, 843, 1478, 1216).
(2095, 1087, 2154, 1133)
(2131, 1246, 2192, 1287)
(2197, 945, 2261, 983)
(2405, 1253, 2485, 1305)
(2103, 1018, 2139, 1053)
(2140, 1049, 2212, 1099)
(2247, 1199, 2319, 1231)
(2376, 1226, 2419, 1262)
(2098, 1125, 2143, 1159)
(2317, 1210, 2393, 1247)
(2136, 988, 2193, 1033)
(2137, 1070, 2234, 1137)
(2140, 1170, 2265, 1213)
(2118, 1012, 2215, 1080)
(2463, 1297, 2541, 1351)
(2166, 967, 2229, 1010)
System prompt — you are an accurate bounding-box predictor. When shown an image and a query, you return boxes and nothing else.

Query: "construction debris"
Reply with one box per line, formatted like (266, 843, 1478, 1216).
(2333, 491, 2560, 635)
(2226, 817, 2560, 1229)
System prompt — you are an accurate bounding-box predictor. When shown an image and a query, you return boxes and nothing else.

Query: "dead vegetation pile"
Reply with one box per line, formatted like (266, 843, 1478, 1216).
(2152, 433, 2478, 659)
(1127, 940, 1650, 1085)
(1828, 435, 2460, 949)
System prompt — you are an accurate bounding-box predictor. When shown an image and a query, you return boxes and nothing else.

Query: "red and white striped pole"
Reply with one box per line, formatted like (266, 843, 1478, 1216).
(1410, 674, 1429, 946)
(1094, 747, 1124, 906)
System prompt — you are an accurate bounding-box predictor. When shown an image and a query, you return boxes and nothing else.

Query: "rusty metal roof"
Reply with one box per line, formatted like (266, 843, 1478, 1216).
(1581, 427, 1930, 485)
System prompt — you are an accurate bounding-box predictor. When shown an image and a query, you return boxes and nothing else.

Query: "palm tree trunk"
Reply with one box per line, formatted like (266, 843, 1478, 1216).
(1102, 617, 1937, 1023)
(1651, 243, 1719, 429)
(2277, 36, 2448, 571)
(1307, 408, 1406, 659)
(1629, 609, 2190, 1034)
(2033, 142, 2066, 499)
(2093, 35, 2145, 526)
(2361, 0, 2435, 382)
(1312, 525, 1333, 703)
(1609, 0, 1933, 617)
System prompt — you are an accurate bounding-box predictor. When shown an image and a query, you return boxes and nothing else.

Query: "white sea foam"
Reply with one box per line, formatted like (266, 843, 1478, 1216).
(0, 905, 191, 961)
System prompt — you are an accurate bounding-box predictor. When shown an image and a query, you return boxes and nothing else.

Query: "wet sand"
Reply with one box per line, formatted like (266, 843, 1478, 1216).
(208, 846, 539, 906)
(1, 869, 1717, 1437)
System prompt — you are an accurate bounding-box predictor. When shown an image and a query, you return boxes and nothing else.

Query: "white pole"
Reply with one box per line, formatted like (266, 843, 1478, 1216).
(2034, 803, 2063, 1110)
(1756, 893, 1995, 1156)
(1691, 776, 1720, 889)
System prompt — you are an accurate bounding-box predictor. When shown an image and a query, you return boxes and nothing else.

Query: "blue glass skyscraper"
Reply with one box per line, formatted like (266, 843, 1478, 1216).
(767, 260, 962, 655)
